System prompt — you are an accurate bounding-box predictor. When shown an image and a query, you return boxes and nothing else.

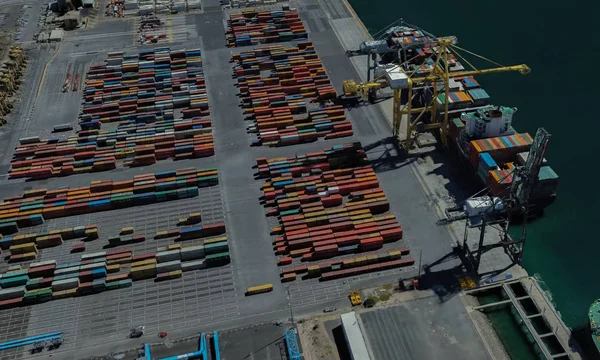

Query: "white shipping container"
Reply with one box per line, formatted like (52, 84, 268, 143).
(182, 259, 206, 272)
(30, 260, 57, 268)
(156, 260, 182, 273)
(156, 250, 181, 263)
(54, 266, 80, 276)
(180, 245, 205, 261)
(19, 136, 40, 145)
(79, 263, 107, 271)
(81, 252, 106, 260)
(0, 287, 25, 300)
(51, 278, 79, 292)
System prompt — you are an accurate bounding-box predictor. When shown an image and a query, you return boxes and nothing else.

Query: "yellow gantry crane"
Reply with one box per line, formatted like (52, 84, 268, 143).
(342, 37, 531, 150)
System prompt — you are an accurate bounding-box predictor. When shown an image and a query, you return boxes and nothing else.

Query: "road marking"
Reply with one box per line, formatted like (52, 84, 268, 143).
(37, 45, 60, 98)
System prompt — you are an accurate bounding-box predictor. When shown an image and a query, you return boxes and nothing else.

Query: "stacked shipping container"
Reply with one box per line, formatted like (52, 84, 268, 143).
(0, 168, 218, 232)
(0, 225, 99, 262)
(226, 8, 308, 47)
(469, 133, 534, 168)
(9, 48, 214, 180)
(0, 233, 231, 309)
(256, 142, 414, 282)
(232, 42, 348, 146)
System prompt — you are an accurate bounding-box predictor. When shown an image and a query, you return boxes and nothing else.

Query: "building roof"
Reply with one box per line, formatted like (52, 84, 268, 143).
(341, 312, 371, 360)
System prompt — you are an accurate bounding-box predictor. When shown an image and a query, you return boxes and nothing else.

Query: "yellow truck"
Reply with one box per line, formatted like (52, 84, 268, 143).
(350, 290, 362, 306)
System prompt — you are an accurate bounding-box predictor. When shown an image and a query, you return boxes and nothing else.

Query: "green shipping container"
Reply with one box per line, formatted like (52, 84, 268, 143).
(1, 275, 29, 287)
(204, 241, 229, 255)
(118, 279, 132, 288)
(105, 281, 119, 290)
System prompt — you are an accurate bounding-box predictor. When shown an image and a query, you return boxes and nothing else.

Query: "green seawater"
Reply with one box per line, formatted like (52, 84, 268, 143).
(348, 0, 600, 330)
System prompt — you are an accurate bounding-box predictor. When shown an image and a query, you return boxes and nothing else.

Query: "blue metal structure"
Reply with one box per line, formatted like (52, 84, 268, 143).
(199, 332, 207, 359)
(0, 332, 63, 351)
(285, 329, 301, 360)
(212, 331, 221, 360)
(144, 344, 152, 360)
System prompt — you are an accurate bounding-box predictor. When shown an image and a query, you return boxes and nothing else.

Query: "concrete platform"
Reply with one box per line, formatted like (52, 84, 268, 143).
(359, 297, 490, 360)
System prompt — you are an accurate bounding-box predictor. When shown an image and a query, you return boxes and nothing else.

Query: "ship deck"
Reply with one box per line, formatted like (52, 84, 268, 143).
(0, 0, 581, 358)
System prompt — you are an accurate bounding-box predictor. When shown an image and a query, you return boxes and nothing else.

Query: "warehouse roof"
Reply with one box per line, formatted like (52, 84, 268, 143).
(341, 311, 371, 360)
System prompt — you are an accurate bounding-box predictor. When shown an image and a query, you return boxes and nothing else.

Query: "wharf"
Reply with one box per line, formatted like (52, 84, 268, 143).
(0, 0, 580, 359)
(464, 277, 582, 360)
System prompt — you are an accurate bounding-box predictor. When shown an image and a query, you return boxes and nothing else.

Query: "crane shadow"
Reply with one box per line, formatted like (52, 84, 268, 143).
(243, 335, 286, 359)
(363, 137, 416, 173)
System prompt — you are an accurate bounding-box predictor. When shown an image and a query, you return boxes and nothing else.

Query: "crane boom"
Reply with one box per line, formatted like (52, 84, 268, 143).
(411, 64, 531, 84)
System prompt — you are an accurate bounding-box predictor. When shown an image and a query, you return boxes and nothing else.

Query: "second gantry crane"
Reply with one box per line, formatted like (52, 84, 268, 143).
(341, 21, 530, 150)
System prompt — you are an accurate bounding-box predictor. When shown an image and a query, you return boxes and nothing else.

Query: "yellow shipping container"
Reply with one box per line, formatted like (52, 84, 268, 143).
(325, 208, 346, 215)
(203, 236, 227, 245)
(350, 214, 372, 221)
(155, 231, 168, 239)
(169, 270, 183, 278)
(120, 227, 134, 235)
(131, 265, 156, 280)
(388, 250, 402, 259)
(354, 256, 367, 266)
(10, 243, 37, 254)
(21, 252, 37, 260)
(307, 265, 320, 273)
(348, 209, 371, 216)
(131, 259, 157, 268)
(246, 284, 273, 295)
(107, 257, 132, 265)
(107, 264, 121, 273)
(53, 288, 77, 299)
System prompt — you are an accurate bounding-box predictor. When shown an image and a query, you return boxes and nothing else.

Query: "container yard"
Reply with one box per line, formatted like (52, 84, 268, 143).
(9, 48, 214, 180)
(226, 7, 307, 47)
(232, 42, 345, 146)
(0, 0, 580, 358)
(255, 142, 414, 282)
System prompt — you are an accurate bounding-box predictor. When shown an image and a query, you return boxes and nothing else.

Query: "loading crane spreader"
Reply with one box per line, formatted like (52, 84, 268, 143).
(340, 22, 530, 150)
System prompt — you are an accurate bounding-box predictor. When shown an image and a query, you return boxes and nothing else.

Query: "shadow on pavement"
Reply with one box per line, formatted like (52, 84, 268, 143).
(331, 325, 351, 360)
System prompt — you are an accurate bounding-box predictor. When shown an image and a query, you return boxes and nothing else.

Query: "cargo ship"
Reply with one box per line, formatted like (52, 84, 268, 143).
(589, 299, 600, 354)
(448, 106, 558, 211)
(367, 25, 559, 211)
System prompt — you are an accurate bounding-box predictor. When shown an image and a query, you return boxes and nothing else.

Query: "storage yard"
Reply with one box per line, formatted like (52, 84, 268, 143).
(0, 0, 580, 358)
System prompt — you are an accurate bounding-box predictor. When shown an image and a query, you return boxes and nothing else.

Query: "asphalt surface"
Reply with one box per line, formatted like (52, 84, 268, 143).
(359, 297, 491, 360)
(0, 0, 512, 358)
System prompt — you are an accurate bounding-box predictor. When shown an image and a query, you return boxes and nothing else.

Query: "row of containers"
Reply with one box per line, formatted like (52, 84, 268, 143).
(7, 48, 217, 180)
(232, 42, 348, 146)
(226, 8, 308, 47)
(0, 167, 218, 235)
(0, 225, 99, 263)
(255, 142, 414, 282)
(449, 118, 559, 199)
(10, 118, 214, 180)
(0, 232, 230, 309)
